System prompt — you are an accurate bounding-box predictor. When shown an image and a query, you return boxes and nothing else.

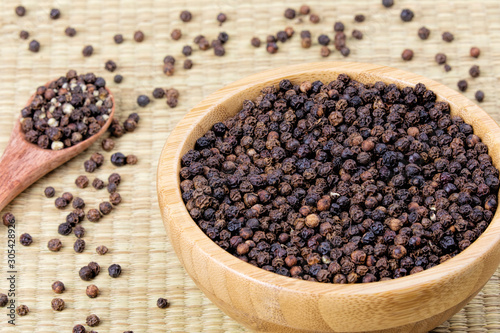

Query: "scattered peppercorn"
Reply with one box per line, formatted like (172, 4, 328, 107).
(457, 79, 468, 91)
(99, 202, 113, 215)
(82, 45, 93, 57)
(2, 213, 15, 227)
(137, 95, 150, 107)
(157, 298, 170, 308)
(113, 74, 123, 84)
(111, 152, 126, 166)
(400, 9, 414, 22)
(19, 30, 29, 39)
(470, 47, 480, 58)
(73, 325, 85, 333)
(299, 5, 310, 15)
(52, 281, 65, 294)
(15, 5, 26, 16)
(19, 233, 33, 246)
(96, 245, 109, 255)
(171, 29, 182, 40)
(301, 37, 311, 48)
(475, 90, 485, 102)
(334, 22, 345, 32)
(50, 8, 61, 19)
(309, 14, 320, 24)
(105, 60, 117, 72)
(74, 225, 85, 238)
(74, 239, 85, 253)
(442, 32, 454, 42)
(134, 30, 145, 42)
(86, 285, 99, 298)
(114, 34, 124, 44)
(79, 266, 95, 281)
(51, 298, 65, 311)
(84, 160, 97, 173)
(0, 294, 7, 307)
(180, 10, 192, 22)
(284, 8, 296, 19)
(107, 182, 117, 193)
(251, 37, 261, 47)
(55, 197, 69, 209)
(469, 65, 480, 78)
(44, 187, 55, 198)
(266, 42, 278, 54)
(153, 88, 165, 99)
(29, 40, 40, 52)
(110, 192, 122, 206)
(418, 27, 430, 40)
(435, 53, 447, 65)
(126, 155, 138, 165)
(108, 264, 122, 278)
(58, 222, 72, 236)
(65, 27, 76, 37)
(87, 314, 100, 327)
(75, 175, 89, 188)
(354, 14, 365, 22)
(102, 138, 115, 152)
(88, 262, 100, 276)
(352, 30, 363, 40)
(320, 46, 331, 57)
(48, 239, 62, 252)
(444, 64, 452, 72)
(217, 13, 227, 24)
(87, 209, 101, 222)
(402, 49, 414, 61)
(17, 305, 29, 316)
(382, 0, 394, 7)
(184, 59, 193, 69)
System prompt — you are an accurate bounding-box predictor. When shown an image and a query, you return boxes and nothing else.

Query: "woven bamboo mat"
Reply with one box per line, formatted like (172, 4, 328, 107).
(1, 0, 500, 332)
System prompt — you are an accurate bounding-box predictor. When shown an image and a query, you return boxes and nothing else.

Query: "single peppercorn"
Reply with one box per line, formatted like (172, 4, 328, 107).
(58, 222, 72, 236)
(180, 10, 192, 22)
(82, 45, 93, 57)
(88, 262, 100, 276)
(73, 225, 85, 237)
(0, 294, 7, 307)
(75, 175, 89, 188)
(55, 197, 69, 209)
(284, 8, 296, 19)
(300, 5, 310, 15)
(418, 27, 430, 40)
(218, 32, 229, 44)
(108, 264, 122, 278)
(74, 239, 85, 253)
(435, 53, 447, 65)
(137, 95, 150, 107)
(153, 88, 165, 99)
(111, 152, 127, 166)
(442, 32, 454, 42)
(402, 49, 414, 61)
(19, 30, 29, 39)
(157, 298, 170, 308)
(318, 34, 330, 46)
(15, 5, 26, 16)
(87, 209, 101, 223)
(444, 64, 452, 72)
(320, 46, 331, 57)
(44, 187, 55, 198)
(310, 14, 320, 23)
(84, 160, 97, 173)
(469, 65, 480, 78)
(86, 285, 100, 298)
(50, 8, 61, 19)
(65, 27, 76, 37)
(73, 325, 85, 333)
(334, 22, 345, 32)
(134, 30, 145, 42)
(79, 266, 95, 281)
(17, 305, 29, 316)
(52, 281, 65, 294)
(96, 245, 109, 255)
(51, 298, 65, 311)
(109, 173, 121, 185)
(171, 29, 182, 40)
(102, 138, 115, 151)
(105, 60, 117, 72)
(354, 14, 365, 22)
(48, 239, 62, 252)
(400, 9, 414, 22)
(470, 47, 481, 58)
(92, 178, 104, 190)
(107, 182, 117, 194)
(99, 202, 113, 215)
(183, 59, 193, 69)
(217, 13, 227, 24)
(126, 155, 138, 165)
(29, 40, 40, 52)
(113, 74, 123, 84)
(352, 30, 363, 40)
(251, 37, 261, 47)
(86, 314, 100, 327)
(457, 79, 468, 92)
(475, 90, 485, 102)
(110, 192, 122, 205)
(114, 34, 124, 44)
(266, 42, 278, 54)
(19, 233, 33, 246)
(382, 0, 394, 7)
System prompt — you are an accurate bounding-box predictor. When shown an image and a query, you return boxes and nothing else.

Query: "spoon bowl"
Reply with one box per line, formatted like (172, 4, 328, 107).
(157, 62, 500, 333)
(0, 80, 115, 211)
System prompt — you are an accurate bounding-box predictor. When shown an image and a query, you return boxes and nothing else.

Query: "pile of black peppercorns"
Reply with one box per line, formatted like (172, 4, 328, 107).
(180, 74, 499, 283)
(20, 70, 113, 150)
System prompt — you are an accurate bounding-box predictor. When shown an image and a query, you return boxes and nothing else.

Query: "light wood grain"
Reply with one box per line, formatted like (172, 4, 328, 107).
(157, 62, 500, 333)
(0, 84, 115, 212)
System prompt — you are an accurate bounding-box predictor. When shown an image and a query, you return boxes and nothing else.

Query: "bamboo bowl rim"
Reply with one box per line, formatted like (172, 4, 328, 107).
(158, 62, 500, 297)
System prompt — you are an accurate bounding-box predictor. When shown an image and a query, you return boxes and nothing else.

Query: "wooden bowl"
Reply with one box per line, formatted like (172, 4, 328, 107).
(157, 62, 500, 333)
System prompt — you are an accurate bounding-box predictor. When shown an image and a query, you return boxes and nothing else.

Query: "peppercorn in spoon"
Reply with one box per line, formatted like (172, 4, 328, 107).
(0, 71, 115, 211)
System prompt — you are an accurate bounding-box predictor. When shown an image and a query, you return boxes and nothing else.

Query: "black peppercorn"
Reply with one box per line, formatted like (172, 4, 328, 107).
(29, 40, 40, 52)
(157, 298, 170, 308)
(180, 10, 192, 22)
(51, 298, 65, 311)
(475, 90, 485, 102)
(15, 5, 26, 16)
(48, 239, 62, 252)
(457, 80, 468, 92)
(44, 187, 55, 198)
(108, 264, 122, 278)
(137, 95, 150, 107)
(400, 9, 414, 22)
(50, 8, 61, 19)
(79, 266, 95, 281)
(86, 314, 100, 327)
(65, 27, 76, 37)
(52, 281, 65, 294)
(469, 65, 480, 78)
(86, 284, 99, 298)
(134, 30, 145, 42)
(82, 45, 93, 57)
(111, 153, 126, 166)
(114, 34, 124, 44)
(114, 74, 123, 83)
(284, 8, 296, 19)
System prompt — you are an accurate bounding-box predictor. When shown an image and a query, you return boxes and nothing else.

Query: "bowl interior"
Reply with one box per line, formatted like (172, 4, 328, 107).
(158, 62, 500, 331)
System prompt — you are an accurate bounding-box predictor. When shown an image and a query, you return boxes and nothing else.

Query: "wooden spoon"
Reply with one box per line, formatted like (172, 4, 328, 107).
(0, 83, 115, 211)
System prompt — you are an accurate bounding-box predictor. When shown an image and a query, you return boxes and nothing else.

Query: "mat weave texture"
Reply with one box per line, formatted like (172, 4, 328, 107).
(1, 0, 500, 332)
